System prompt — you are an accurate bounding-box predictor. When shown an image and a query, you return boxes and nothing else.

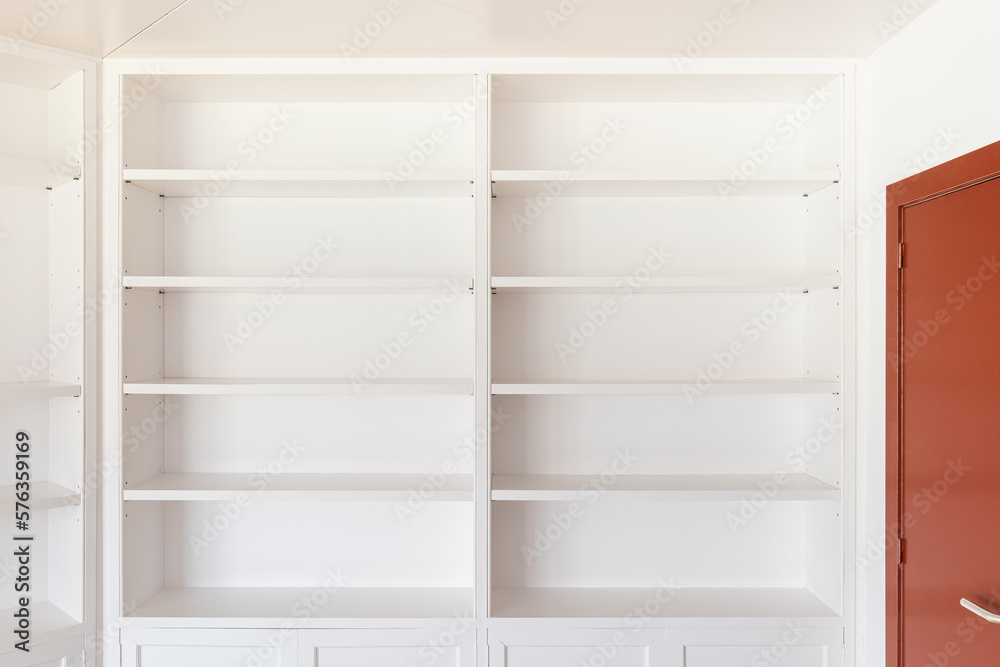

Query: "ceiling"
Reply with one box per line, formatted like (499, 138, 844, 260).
(0, 0, 939, 60)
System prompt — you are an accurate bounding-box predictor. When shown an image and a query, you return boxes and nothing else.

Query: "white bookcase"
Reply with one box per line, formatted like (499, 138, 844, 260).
(112, 70, 478, 637)
(0, 42, 96, 667)
(105, 60, 855, 667)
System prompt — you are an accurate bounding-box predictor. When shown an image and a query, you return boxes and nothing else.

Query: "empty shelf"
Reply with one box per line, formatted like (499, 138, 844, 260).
(124, 169, 474, 198)
(491, 170, 839, 198)
(123, 276, 474, 294)
(126, 587, 475, 625)
(124, 378, 474, 396)
(0, 156, 80, 190)
(492, 474, 839, 501)
(490, 587, 839, 620)
(125, 472, 474, 502)
(492, 379, 840, 395)
(0, 381, 81, 401)
(0, 481, 82, 515)
(491, 276, 839, 293)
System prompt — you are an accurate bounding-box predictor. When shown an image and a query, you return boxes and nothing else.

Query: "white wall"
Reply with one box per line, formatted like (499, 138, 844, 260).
(860, 0, 1000, 664)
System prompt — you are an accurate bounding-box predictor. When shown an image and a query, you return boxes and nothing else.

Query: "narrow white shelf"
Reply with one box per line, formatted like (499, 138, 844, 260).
(124, 378, 474, 396)
(127, 587, 475, 624)
(0, 481, 82, 516)
(125, 472, 474, 502)
(0, 381, 81, 401)
(492, 379, 840, 395)
(491, 276, 839, 293)
(492, 474, 840, 502)
(0, 602, 83, 654)
(123, 169, 475, 198)
(491, 170, 840, 198)
(123, 276, 474, 294)
(490, 587, 839, 620)
(0, 156, 80, 190)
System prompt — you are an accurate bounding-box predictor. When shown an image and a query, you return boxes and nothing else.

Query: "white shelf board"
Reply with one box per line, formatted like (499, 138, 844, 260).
(125, 472, 473, 502)
(124, 378, 474, 396)
(0, 602, 83, 654)
(0, 381, 81, 401)
(123, 169, 474, 198)
(491, 379, 840, 395)
(127, 587, 475, 624)
(491, 170, 839, 198)
(491, 587, 839, 620)
(0, 156, 80, 190)
(491, 276, 839, 293)
(123, 276, 474, 294)
(492, 73, 843, 104)
(0, 481, 82, 516)
(492, 474, 839, 502)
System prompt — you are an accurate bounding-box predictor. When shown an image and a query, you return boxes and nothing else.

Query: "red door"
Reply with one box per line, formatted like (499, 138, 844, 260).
(888, 140, 1000, 666)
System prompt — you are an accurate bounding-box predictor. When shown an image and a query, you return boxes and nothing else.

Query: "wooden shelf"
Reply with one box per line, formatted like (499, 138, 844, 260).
(0, 156, 80, 190)
(0, 381, 81, 401)
(490, 587, 839, 620)
(124, 378, 474, 396)
(492, 474, 839, 502)
(491, 276, 839, 294)
(125, 472, 474, 502)
(126, 587, 475, 625)
(123, 276, 474, 294)
(0, 602, 82, 654)
(0, 481, 81, 515)
(491, 170, 839, 198)
(123, 169, 474, 198)
(492, 379, 840, 395)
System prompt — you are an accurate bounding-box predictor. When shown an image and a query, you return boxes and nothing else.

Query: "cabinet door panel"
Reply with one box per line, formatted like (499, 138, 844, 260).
(489, 629, 666, 667)
(668, 628, 842, 667)
(121, 628, 296, 667)
(298, 629, 475, 667)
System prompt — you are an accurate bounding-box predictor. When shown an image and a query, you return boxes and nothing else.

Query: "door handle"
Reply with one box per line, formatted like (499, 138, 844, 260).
(961, 598, 1000, 624)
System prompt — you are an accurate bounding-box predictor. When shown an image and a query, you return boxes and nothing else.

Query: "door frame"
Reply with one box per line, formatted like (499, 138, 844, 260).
(886, 139, 1000, 667)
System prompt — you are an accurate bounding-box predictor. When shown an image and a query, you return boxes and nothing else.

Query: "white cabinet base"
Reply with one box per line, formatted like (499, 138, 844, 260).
(298, 629, 475, 667)
(489, 629, 666, 667)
